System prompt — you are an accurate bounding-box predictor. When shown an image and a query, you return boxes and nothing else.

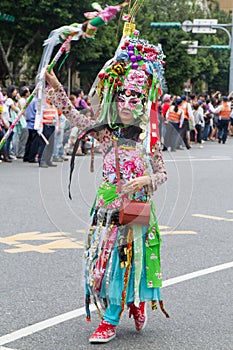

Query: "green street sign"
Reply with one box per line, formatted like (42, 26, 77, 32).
(0, 13, 15, 22)
(210, 45, 230, 50)
(150, 22, 181, 29)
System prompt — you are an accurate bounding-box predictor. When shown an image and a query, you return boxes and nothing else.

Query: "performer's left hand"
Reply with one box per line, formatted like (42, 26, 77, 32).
(120, 1, 130, 8)
(122, 176, 151, 194)
(45, 69, 61, 90)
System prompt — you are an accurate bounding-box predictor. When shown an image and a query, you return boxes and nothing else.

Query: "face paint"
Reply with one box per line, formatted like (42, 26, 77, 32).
(116, 90, 143, 117)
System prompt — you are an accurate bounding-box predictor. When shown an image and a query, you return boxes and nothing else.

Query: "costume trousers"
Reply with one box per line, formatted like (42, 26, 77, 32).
(103, 304, 121, 326)
(86, 220, 162, 326)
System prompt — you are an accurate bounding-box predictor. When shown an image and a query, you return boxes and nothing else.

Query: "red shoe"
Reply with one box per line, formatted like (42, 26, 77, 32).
(89, 319, 116, 343)
(128, 302, 147, 331)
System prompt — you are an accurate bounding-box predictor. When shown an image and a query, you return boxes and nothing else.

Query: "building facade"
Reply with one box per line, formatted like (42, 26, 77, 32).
(218, 0, 232, 14)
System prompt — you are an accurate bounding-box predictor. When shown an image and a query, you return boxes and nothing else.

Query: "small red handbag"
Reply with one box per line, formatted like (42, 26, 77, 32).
(119, 199, 150, 226)
(113, 139, 150, 226)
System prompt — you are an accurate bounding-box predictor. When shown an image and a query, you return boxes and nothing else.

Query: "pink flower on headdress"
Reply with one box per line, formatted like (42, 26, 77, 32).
(144, 52, 158, 62)
(124, 70, 147, 93)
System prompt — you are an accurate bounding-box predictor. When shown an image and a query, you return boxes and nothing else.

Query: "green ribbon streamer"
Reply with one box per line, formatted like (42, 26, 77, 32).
(58, 52, 70, 71)
(145, 201, 162, 288)
(132, 225, 143, 307)
(90, 182, 119, 215)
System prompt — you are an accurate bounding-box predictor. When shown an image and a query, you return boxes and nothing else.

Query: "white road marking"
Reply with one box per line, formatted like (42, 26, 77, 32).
(0, 305, 96, 346)
(0, 347, 16, 350)
(0, 261, 232, 346)
(193, 213, 233, 222)
(210, 155, 232, 159)
(163, 261, 233, 287)
(165, 157, 232, 162)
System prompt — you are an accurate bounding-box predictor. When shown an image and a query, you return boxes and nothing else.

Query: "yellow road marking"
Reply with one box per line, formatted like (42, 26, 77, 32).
(4, 239, 85, 254)
(227, 210, 233, 213)
(0, 231, 67, 243)
(0, 224, 198, 254)
(0, 231, 84, 254)
(193, 214, 233, 222)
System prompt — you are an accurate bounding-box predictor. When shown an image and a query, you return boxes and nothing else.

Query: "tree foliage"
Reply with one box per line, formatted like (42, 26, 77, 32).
(0, 0, 232, 94)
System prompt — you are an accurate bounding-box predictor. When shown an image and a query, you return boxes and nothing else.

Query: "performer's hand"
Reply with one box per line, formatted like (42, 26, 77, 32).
(45, 69, 61, 90)
(120, 1, 130, 8)
(122, 176, 151, 194)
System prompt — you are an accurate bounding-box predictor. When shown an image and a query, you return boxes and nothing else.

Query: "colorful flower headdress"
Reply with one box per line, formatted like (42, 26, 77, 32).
(93, 30, 166, 153)
(96, 30, 165, 117)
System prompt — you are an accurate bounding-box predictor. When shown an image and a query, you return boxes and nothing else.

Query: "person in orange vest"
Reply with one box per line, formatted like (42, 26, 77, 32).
(165, 98, 184, 151)
(179, 95, 195, 149)
(37, 100, 60, 167)
(214, 96, 231, 144)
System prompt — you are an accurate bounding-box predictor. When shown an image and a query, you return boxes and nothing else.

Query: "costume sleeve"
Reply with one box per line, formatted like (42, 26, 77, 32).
(148, 142, 167, 194)
(47, 86, 96, 130)
(47, 85, 113, 153)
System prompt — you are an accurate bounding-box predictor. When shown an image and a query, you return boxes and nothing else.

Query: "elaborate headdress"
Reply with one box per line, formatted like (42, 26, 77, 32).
(92, 30, 166, 154)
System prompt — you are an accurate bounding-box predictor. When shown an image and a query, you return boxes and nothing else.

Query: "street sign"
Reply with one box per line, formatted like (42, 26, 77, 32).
(182, 20, 193, 32)
(181, 41, 199, 55)
(150, 22, 181, 29)
(192, 19, 218, 34)
(210, 45, 230, 50)
(0, 12, 15, 22)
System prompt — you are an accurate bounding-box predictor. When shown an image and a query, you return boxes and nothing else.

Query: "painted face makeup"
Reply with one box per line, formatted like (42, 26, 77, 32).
(116, 89, 143, 118)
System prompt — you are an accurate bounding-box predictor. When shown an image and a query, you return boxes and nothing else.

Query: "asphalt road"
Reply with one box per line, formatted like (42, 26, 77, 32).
(0, 138, 233, 350)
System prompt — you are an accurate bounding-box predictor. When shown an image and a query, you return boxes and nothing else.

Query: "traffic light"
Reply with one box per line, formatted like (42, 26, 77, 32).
(210, 45, 230, 50)
(150, 22, 182, 29)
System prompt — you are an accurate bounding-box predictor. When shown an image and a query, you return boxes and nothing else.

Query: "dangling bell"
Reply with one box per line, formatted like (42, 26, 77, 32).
(139, 132, 146, 140)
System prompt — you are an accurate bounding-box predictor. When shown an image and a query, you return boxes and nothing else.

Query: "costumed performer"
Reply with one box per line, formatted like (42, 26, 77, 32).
(45, 30, 169, 344)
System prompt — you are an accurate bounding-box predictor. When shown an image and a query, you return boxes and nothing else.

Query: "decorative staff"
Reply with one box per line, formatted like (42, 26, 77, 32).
(0, 33, 76, 150)
(0, 1, 130, 150)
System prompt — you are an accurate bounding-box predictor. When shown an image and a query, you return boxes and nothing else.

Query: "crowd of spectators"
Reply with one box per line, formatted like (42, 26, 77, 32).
(159, 91, 233, 152)
(1, 85, 233, 166)
(0, 84, 99, 166)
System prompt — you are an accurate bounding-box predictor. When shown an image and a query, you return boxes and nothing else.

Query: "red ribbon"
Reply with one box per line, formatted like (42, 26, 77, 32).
(150, 99, 160, 155)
